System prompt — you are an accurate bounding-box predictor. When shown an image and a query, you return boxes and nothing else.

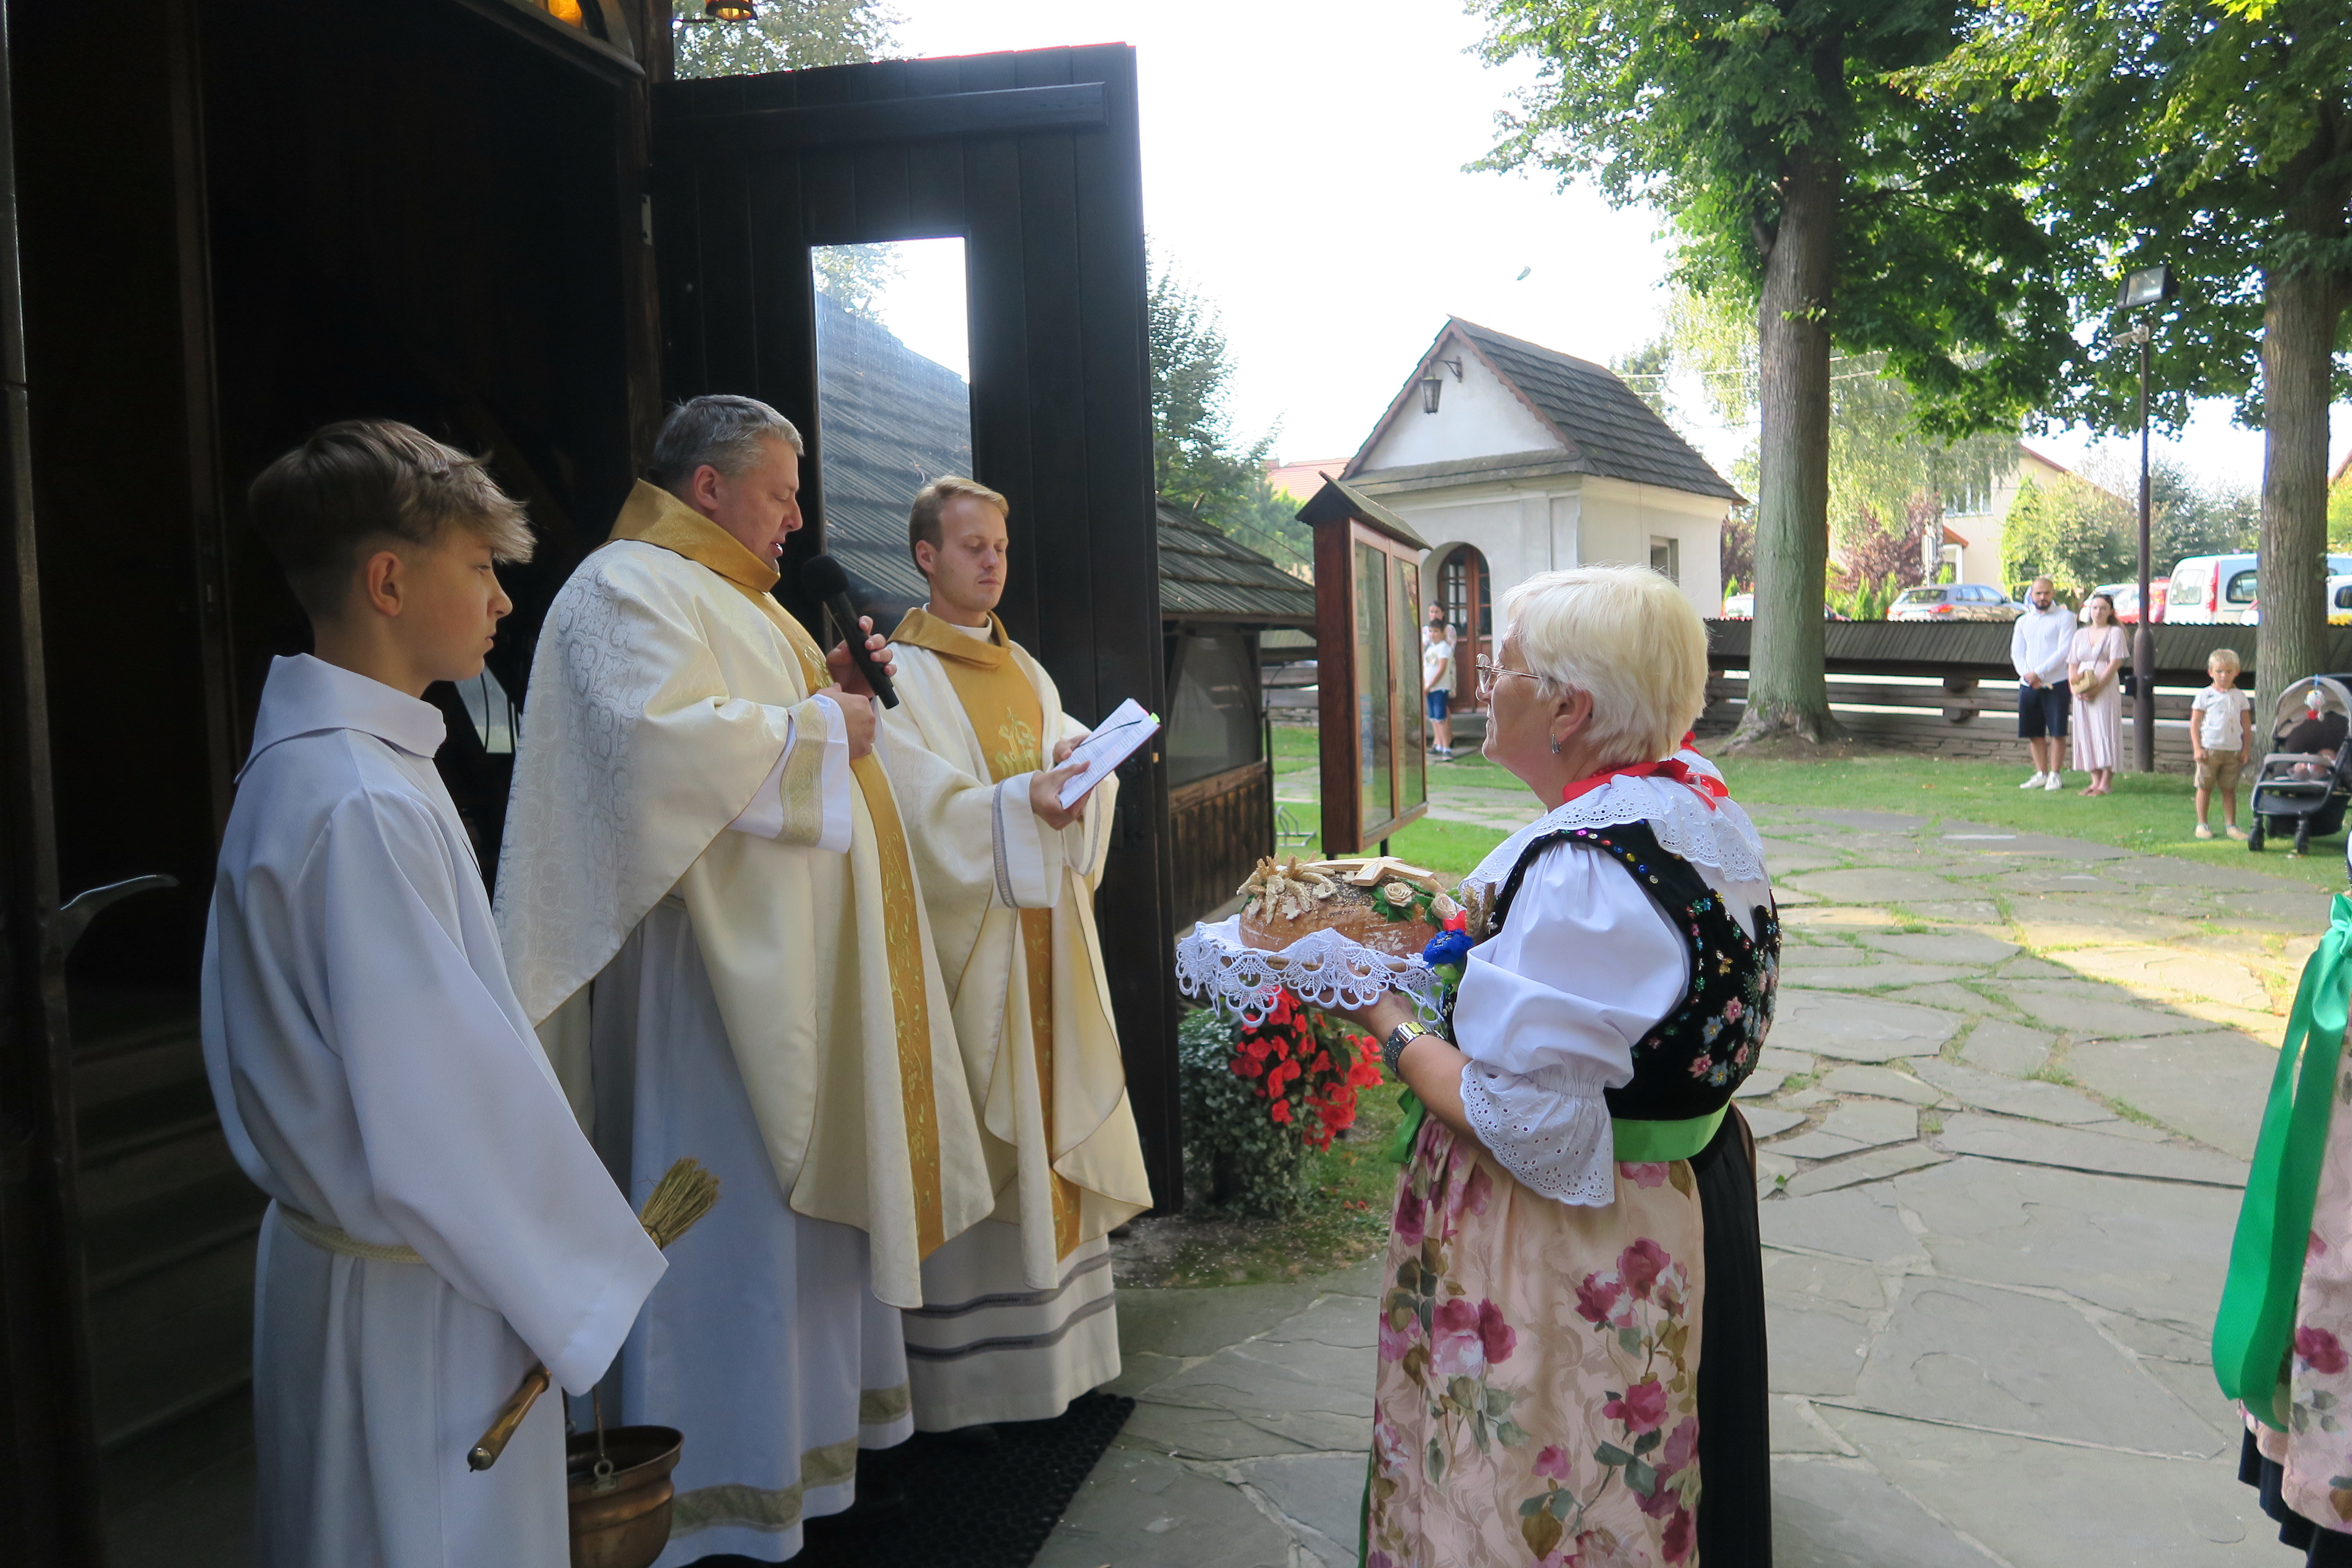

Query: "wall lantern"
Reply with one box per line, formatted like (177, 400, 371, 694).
(706, 1, 758, 18)
(1417, 356, 1464, 414)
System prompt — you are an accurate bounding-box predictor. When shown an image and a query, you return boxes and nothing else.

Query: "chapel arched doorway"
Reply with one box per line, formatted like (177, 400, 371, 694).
(1438, 545, 1492, 710)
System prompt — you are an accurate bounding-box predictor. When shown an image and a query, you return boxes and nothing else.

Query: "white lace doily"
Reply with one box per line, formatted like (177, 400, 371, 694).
(1175, 917, 1444, 1027)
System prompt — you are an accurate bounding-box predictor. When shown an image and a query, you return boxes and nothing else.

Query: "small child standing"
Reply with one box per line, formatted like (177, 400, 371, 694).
(203, 421, 666, 1566)
(2190, 648, 2253, 840)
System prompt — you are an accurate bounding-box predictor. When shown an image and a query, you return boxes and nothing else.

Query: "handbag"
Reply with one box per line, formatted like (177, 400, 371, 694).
(2069, 666, 2103, 698)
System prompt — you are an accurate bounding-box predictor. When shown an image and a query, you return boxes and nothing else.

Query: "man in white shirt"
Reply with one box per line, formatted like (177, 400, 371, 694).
(2010, 576, 2075, 790)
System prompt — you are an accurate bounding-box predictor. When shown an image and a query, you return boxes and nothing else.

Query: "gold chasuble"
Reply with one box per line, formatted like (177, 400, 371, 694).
(894, 609, 1082, 1257)
(496, 482, 990, 1308)
(881, 607, 1151, 1294)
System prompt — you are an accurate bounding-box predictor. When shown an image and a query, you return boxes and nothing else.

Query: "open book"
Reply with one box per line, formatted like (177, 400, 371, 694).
(1057, 698, 1159, 808)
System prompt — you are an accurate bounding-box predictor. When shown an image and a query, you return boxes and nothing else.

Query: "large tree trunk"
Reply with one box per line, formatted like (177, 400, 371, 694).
(2253, 115, 2352, 722)
(1730, 143, 1844, 748)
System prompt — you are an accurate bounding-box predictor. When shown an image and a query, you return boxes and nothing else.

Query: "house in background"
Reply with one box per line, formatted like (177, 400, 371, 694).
(1935, 443, 2124, 591)
(1339, 318, 1743, 710)
(1265, 455, 1348, 503)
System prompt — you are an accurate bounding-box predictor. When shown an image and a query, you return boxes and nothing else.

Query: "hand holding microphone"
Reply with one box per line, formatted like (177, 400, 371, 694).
(798, 553, 897, 709)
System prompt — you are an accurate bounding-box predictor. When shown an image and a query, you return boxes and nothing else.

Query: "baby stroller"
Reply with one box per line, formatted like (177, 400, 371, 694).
(2246, 675, 2352, 854)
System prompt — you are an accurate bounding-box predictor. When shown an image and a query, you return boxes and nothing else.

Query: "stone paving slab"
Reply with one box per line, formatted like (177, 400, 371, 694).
(1734, 1070, 1787, 1099)
(1037, 1446, 1302, 1568)
(2065, 1031, 2275, 1160)
(1906, 899, 2007, 924)
(1784, 867, 1957, 904)
(1775, 991, 1960, 1060)
(1850, 1276, 2222, 1455)
(1933, 1112, 2249, 1186)
(1856, 930, 2021, 964)
(1910, 1057, 2117, 1125)
(1820, 1408, 2278, 1567)
(1743, 1107, 1807, 1138)
(1818, 1065, 1945, 1106)
(1772, 1455, 2007, 1568)
(1960, 1018, 2057, 1076)
(1781, 1144, 1950, 1197)
(1778, 961, 1982, 991)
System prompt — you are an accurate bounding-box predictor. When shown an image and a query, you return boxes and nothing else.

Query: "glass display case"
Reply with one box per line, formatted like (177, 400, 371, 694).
(1299, 478, 1431, 854)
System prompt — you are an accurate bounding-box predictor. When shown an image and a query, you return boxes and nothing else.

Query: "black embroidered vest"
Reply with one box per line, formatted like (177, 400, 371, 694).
(1477, 819, 1780, 1124)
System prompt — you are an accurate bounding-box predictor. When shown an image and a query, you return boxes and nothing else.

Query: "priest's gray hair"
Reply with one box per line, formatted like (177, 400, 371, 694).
(649, 395, 805, 494)
(1496, 564, 1709, 766)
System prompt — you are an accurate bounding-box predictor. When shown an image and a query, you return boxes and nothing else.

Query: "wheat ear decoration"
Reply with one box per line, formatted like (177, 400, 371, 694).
(638, 1157, 722, 1250)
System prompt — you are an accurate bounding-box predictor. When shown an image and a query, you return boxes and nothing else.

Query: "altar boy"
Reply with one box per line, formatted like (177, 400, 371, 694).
(202, 420, 666, 1566)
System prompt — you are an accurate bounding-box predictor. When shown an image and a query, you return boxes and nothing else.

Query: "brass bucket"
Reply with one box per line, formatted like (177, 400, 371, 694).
(567, 1425, 682, 1568)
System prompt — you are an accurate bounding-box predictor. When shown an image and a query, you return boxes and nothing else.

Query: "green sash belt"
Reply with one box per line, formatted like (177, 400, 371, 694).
(2214, 893, 2352, 1430)
(1381, 1091, 1726, 1167)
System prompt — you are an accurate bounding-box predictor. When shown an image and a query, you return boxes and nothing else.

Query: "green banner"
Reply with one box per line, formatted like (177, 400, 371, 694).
(2214, 894, 2352, 1430)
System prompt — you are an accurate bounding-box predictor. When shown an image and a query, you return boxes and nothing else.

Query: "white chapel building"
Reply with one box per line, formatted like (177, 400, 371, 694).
(1340, 318, 1743, 701)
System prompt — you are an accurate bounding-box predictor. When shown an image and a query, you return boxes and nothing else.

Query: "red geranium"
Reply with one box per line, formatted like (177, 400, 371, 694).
(1227, 988, 1383, 1151)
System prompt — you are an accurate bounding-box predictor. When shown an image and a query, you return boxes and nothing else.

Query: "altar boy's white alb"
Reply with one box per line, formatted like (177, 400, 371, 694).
(202, 423, 665, 1567)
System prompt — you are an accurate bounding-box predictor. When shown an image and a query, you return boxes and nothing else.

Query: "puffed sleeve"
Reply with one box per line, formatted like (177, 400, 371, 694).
(1450, 840, 1689, 1207)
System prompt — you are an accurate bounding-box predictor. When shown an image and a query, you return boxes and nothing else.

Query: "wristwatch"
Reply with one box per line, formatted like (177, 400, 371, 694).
(1381, 1020, 1425, 1080)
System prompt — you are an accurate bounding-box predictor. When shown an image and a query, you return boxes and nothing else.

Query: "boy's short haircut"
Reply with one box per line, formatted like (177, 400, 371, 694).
(247, 420, 532, 617)
(907, 476, 1009, 575)
(2211, 648, 2243, 674)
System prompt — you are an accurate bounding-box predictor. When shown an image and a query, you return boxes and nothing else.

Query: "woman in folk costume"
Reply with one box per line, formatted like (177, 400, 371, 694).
(2220, 894, 2352, 1562)
(1337, 565, 1776, 1567)
(497, 398, 994, 1564)
(879, 477, 1153, 1431)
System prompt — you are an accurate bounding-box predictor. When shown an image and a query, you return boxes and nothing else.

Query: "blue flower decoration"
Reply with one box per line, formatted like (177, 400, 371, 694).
(1422, 929, 1474, 973)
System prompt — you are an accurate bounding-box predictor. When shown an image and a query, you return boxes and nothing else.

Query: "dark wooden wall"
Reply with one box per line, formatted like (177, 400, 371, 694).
(1168, 761, 1273, 930)
(654, 47, 1182, 1209)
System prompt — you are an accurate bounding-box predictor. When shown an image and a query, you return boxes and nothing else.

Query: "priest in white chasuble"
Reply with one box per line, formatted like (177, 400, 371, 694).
(495, 397, 991, 1565)
(880, 477, 1153, 1432)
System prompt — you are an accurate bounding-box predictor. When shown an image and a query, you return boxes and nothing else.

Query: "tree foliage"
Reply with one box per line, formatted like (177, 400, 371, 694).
(2000, 477, 2137, 599)
(1473, 0, 2082, 744)
(671, 0, 900, 79)
(1148, 263, 1308, 568)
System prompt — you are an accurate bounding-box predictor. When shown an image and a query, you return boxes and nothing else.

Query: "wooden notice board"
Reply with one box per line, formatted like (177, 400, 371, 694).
(1300, 478, 1431, 854)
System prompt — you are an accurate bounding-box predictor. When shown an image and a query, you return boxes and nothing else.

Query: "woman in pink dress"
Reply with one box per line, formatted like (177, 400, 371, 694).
(2069, 593, 2128, 795)
(1338, 565, 1776, 1567)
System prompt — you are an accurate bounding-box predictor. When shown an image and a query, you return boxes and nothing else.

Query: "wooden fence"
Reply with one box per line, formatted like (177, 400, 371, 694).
(1167, 760, 1273, 928)
(1698, 621, 2352, 769)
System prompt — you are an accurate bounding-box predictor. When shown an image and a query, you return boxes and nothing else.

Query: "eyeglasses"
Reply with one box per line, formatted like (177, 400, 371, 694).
(1474, 657, 1540, 703)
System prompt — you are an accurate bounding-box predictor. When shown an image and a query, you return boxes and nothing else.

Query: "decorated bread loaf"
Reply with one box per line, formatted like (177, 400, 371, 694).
(1236, 856, 1461, 958)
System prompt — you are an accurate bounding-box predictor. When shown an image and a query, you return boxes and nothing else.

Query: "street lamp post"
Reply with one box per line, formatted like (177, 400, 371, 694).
(2116, 263, 2174, 774)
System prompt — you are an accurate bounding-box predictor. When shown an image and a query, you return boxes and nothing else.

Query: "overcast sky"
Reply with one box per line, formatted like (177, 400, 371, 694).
(891, 0, 2346, 494)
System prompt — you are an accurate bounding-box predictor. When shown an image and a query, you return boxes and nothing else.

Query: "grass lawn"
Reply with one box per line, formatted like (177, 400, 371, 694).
(1713, 750, 2350, 888)
(1268, 800, 1512, 879)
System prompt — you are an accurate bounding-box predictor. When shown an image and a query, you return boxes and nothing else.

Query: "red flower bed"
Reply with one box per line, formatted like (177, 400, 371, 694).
(1229, 988, 1385, 1150)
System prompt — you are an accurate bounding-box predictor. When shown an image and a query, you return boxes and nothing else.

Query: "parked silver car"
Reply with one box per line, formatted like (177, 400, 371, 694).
(1888, 584, 2023, 622)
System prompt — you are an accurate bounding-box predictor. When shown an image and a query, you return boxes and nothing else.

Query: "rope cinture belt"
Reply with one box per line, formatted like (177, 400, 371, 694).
(276, 1202, 423, 1264)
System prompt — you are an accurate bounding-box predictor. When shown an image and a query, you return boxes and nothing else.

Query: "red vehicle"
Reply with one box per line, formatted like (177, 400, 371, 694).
(2086, 581, 2169, 624)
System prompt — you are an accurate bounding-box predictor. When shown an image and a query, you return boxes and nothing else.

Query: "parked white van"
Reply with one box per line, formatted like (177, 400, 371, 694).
(2168, 554, 2352, 624)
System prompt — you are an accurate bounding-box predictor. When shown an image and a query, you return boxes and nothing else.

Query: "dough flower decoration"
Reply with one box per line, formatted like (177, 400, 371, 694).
(1240, 855, 1343, 923)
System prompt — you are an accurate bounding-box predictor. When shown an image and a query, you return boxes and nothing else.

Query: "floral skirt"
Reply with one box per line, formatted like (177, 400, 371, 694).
(1368, 1117, 1722, 1567)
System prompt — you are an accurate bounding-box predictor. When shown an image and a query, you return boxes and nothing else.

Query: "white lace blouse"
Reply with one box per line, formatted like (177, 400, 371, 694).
(1452, 764, 1773, 1207)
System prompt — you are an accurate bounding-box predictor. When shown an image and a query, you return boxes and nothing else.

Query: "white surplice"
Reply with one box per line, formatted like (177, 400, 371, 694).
(201, 654, 666, 1568)
(497, 486, 995, 1564)
(881, 614, 1152, 1428)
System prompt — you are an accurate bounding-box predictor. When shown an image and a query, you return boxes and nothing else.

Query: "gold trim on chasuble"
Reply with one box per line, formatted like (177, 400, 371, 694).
(609, 484, 945, 1256)
(894, 607, 1085, 1258)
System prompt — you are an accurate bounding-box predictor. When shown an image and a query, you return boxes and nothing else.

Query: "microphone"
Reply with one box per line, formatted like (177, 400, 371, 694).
(797, 553, 899, 709)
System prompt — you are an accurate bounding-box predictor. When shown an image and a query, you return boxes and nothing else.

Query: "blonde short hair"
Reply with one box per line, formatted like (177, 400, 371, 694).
(908, 475, 1008, 574)
(247, 419, 532, 617)
(2210, 647, 2243, 674)
(1496, 565, 1709, 765)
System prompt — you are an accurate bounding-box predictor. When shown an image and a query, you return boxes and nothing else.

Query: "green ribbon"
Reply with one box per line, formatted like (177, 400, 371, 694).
(1378, 1089, 1725, 1167)
(2214, 893, 2352, 1430)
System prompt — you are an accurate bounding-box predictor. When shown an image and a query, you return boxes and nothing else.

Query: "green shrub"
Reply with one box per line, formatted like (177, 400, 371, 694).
(1178, 1006, 1313, 1217)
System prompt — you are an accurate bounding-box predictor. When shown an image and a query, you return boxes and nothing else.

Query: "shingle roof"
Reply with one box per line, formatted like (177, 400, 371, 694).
(1157, 503, 1317, 626)
(1348, 318, 1743, 504)
(812, 290, 973, 619)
